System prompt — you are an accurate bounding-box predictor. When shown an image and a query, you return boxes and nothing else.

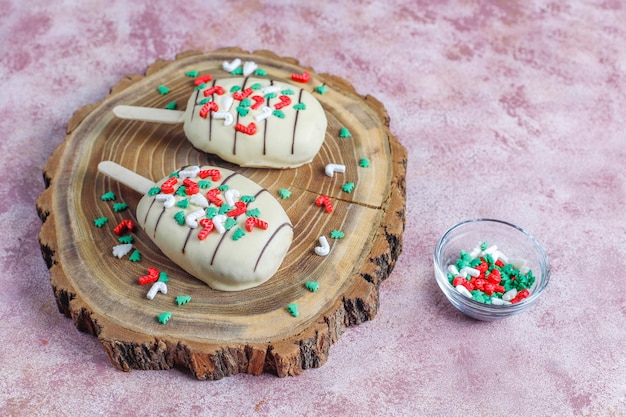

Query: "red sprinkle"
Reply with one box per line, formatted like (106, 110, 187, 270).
(315, 195, 333, 213)
(183, 178, 199, 195)
(274, 95, 292, 110)
(138, 267, 159, 285)
(233, 88, 253, 100)
(160, 177, 178, 194)
(245, 217, 268, 232)
(113, 219, 135, 235)
(203, 85, 225, 97)
(235, 122, 257, 135)
(198, 218, 214, 240)
(227, 201, 247, 217)
(194, 75, 213, 86)
(291, 71, 310, 83)
(251, 95, 265, 110)
(199, 101, 218, 118)
(199, 169, 221, 181)
(511, 289, 530, 304)
(206, 188, 223, 206)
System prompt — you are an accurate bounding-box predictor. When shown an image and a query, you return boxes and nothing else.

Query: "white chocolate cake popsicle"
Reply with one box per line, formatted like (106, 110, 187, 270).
(113, 77, 327, 169)
(98, 161, 293, 291)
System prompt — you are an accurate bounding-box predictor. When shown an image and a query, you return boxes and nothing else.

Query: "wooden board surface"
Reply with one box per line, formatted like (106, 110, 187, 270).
(36, 48, 407, 380)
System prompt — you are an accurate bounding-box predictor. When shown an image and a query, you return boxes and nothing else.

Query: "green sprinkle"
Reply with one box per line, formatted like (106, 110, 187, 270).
(218, 184, 229, 191)
(293, 102, 306, 111)
(129, 250, 141, 262)
(281, 88, 294, 95)
(93, 217, 108, 227)
(286, 303, 299, 317)
(199, 98, 210, 105)
(342, 182, 355, 193)
(157, 85, 170, 95)
(198, 180, 211, 189)
(148, 187, 161, 196)
(264, 92, 277, 100)
(165, 101, 178, 110)
(481, 241, 488, 251)
(246, 208, 261, 218)
(231, 67, 243, 75)
(240, 195, 255, 203)
(330, 230, 345, 239)
(314, 85, 328, 94)
(118, 235, 133, 244)
(157, 312, 172, 324)
(218, 204, 232, 215)
(168, 171, 179, 178)
(278, 188, 292, 199)
(273, 110, 285, 119)
(194, 83, 206, 91)
(205, 207, 218, 219)
(359, 158, 370, 168)
(176, 199, 189, 209)
(176, 186, 187, 197)
(113, 202, 128, 212)
(232, 228, 246, 241)
(185, 70, 199, 77)
(240, 98, 252, 107)
(176, 295, 192, 306)
(158, 271, 169, 283)
(250, 83, 262, 90)
(305, 281, 319, 292)
(237, 106, 249, 117)
(225, 217, 237, 231)
(339, 127, 351, 138)
(254, 68, 268, 76)
(174, 211, 185, 226)
(101, 191, 115, 201)
(230, 85, 242, 93)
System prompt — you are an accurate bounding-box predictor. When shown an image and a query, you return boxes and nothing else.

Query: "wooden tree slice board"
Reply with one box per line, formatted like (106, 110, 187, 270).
(36, 48, 407, 380)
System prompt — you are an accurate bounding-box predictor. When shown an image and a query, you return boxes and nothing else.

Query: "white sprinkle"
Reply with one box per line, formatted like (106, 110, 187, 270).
(324, 163, 346, 178)
(481, 245, 498, 256)
(448, 265, 460, 276)
(455, 285, 473, 298)
(503, 288, 518, 301)
(242, 61, 258, 76)
(112, 243, 133, 258)
(491, 298, 511, 306)
(495, 250, 509, 264)
(262, 85, 280, 95)
(224, 189, 241, 207)
(222, 58, 241, 72)
(155, 193, 175, 209)
(212, 214, 227, 234)
(190, 193, 209, 208)
(178, 166, 200, 179)
(254, 106, 272, 122)
(460, 266, 480, 278)
(220, 96, 234, 112)
(469, 244, 482, 258)
(147, 281, 167, 300)
(185, 209, 206, 228)
(314, 236, 330, 256)
(213, 111, 234, 126)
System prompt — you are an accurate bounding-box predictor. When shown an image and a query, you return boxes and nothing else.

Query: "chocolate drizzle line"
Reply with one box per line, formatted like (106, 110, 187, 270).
(190, 89, 200, 122)
(262, 80, 274, 155)
(232, 77, 250, 156)
(182, 228, 193, 254)
(291, 89, 304, 155)
(207, 79, 216, 142)
(254, 222, 293, 272)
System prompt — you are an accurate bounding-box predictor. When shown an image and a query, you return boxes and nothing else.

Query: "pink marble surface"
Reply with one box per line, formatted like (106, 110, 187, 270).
(1, 0, 625, 415)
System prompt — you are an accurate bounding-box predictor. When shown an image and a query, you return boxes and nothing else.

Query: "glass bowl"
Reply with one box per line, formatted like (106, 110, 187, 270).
(433, 219, 550, 321)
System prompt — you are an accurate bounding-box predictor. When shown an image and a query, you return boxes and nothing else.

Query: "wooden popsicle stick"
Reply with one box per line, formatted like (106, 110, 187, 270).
(113, 105, 185, 124)
(98, 161, 155, 195)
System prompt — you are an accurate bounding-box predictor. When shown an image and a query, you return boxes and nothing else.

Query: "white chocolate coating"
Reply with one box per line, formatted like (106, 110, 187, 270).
(183, 77, 327, 168)
(136, 166, 293, 291)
